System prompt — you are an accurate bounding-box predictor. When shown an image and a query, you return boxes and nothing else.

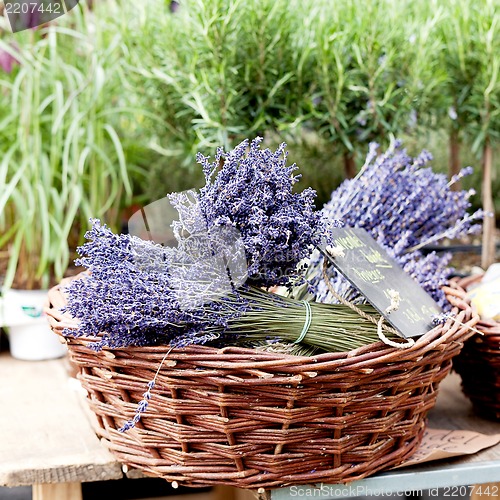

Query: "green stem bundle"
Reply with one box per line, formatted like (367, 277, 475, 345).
(220, 287, 400, 353)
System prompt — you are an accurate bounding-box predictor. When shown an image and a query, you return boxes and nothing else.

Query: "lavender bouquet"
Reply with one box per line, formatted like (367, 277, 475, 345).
(198, 137, 327, 287)
(64, 218, 392, 351)
(302, 141, 484, 310)
(63, 138, 400, 356)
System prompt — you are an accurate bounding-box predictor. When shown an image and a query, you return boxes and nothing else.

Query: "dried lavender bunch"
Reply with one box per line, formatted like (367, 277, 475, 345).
(305, 141, 483, 310)
(198, 137, 337, 287)
(63, 133, 343, 351)
(62, 219, 247, 350)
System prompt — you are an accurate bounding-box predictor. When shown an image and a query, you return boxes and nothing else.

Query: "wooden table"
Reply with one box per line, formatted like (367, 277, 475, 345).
(0, 352, 123, 499)
(1, 352, 500, 500)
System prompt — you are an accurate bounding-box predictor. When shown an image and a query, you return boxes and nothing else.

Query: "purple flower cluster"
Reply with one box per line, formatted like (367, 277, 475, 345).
(309, 141, 483, 310)
(119, 381, 155, 433)
(198, 137, 335, 287)
(62, 219, 243, 350)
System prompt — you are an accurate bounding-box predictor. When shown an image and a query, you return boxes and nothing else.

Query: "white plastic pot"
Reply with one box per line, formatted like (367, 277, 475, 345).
(0, 289, 66, 361)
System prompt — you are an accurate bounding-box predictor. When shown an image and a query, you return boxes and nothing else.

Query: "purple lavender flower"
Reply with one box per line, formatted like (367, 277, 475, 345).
(62, 219, 245, 350)
(449, 166, 474, 187)
(119, 380, 155, 432)
(432, 313, 451, 326)
(198, 137, 336, 287)
(308, 141, 483, 310)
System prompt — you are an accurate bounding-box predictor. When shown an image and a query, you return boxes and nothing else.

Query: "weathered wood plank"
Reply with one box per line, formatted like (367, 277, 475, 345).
(0, 353, 123, 487)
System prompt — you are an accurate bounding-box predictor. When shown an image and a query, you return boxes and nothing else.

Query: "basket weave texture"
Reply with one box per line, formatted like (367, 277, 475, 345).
(46, 279, 477, 489)
(453, 275, 500, 421)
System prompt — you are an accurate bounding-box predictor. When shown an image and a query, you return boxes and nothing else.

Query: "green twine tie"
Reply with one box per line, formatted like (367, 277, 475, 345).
(295, 300, 312, 344)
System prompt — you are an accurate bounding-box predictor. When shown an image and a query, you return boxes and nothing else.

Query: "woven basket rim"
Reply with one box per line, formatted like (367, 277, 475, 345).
(45, 275, 479, 367)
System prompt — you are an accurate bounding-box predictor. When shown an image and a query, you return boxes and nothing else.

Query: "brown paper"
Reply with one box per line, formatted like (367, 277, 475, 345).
(396, 428, 500, 468)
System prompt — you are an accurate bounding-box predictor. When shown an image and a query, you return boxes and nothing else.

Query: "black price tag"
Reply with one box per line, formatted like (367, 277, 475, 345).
(319, 227, 442, 338)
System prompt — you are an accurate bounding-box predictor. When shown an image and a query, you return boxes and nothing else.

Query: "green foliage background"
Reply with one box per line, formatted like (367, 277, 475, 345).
(0, 0, 498, 285)
(115, 0, 499, 207)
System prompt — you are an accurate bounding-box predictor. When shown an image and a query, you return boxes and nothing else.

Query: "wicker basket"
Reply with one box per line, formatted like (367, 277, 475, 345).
(46, 279, 477, 489)
(453, 275, 500, 421)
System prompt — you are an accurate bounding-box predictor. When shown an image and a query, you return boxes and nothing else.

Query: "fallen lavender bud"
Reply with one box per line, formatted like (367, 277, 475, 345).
(119, 381, 155, 432)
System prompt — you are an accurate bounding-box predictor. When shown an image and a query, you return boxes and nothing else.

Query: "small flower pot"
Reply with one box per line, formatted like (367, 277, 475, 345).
(1, 289, 66, 361)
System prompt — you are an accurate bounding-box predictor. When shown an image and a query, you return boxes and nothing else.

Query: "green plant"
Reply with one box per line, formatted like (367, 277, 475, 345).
(96, 0, 500, 222)
(113, 0, 314, 197)
(0, 4, 148, 290)
(303, 1, 416, 178)
(103, 0, 499, 216)
(437, 0, 499, 266)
